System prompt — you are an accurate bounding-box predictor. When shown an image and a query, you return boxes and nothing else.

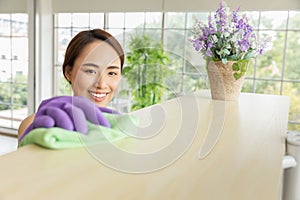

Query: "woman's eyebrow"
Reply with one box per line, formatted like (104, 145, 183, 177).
(82, 63, 120, 70)
(107, 66, 120, 69)
(82, 63, 99, 68)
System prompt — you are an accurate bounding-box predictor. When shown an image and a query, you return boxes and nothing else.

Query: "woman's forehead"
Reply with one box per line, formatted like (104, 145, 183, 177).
(80, 40, 121, 65)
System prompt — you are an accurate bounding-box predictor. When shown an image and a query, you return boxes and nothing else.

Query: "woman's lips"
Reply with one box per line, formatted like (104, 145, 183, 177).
(89, 91, 108, 102)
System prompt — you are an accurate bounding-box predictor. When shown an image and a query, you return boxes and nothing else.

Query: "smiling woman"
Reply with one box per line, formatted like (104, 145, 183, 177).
(18, 29, 125, 141)
(75, 63, 121, 105)
(63, 36, 123, 107)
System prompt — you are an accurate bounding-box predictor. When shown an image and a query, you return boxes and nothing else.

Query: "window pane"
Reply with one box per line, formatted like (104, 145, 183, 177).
(12, 60, 28, 80)
(0, 38, 11, 59)
(56, 28, 72, 64)
(144, 29, 162, 43)
(57, 13, 72, 27)
(165, 29, 185, 57)
(0, 14, 11, 36)
(165, 12, 186, 29)
(282, 82, 300, 125)
(0, 107, 12, 128)
(259, 11, 288, 30)
(12, 106, 27, 129)
(245, 60, 256, 78)
(55, 66, 72, 96)
(106, 28, 124, 38)
(0, 82, 12, 104)
(108, 13, 125, 28)
(284, 31, 300, 80)
(185, 58, 206, 75)
(186, 12, 210, 29)
(12, 37, 28, 61)
(145, 12, 162, 28)
(289, 124, 300, 131)
(164, 29, 185, 76)
(185, 29, 206, 72)
(256, 30, 284, 79)
(0, 59, 11, 81)
(12, 82, 27, 106)
(114, 30, 125, 48)
(288, 11, 300, 29)
(0, 14, 28, 130)
(242, 78, 254, 93)
(244, 11, 260, 29)
(72, 13, 89, 28)
(123, 30, 133, 52)
(125, 13, 145, 29)
(90, 13, 104, 28)
(183, 74, 208, 94)
(255, 80, 281, 95)
(72, 28, 88, 37)
(11, 14, 28, 37)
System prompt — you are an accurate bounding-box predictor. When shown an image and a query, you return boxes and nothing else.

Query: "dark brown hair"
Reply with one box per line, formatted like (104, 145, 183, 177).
(62, 29, 124, 82)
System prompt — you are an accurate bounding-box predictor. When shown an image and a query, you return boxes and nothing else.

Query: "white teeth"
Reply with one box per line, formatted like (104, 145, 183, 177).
(91, 92, 107, 98)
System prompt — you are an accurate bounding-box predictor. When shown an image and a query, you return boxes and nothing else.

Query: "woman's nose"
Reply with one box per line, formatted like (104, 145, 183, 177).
(95, 74, 107, 89)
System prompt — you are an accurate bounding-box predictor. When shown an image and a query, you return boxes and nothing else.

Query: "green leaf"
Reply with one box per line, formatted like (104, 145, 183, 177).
(232, 60, 250, 80)
(221, 58, 227, 64)
(223, 49, 230, 55)
(232, 63, 240, 71)
(233, 73, 240, 80)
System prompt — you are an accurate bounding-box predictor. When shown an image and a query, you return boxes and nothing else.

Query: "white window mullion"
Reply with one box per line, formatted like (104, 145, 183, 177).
(27, 0, 36, 114)
(35, 0, 54, 106)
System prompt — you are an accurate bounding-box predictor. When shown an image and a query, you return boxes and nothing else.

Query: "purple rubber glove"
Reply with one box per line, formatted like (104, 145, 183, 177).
(20, 96, 118, 141)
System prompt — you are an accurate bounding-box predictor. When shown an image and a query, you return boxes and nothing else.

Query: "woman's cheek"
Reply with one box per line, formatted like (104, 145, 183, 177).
(77, 73, 96, 87)
(113, 77, 122, 88)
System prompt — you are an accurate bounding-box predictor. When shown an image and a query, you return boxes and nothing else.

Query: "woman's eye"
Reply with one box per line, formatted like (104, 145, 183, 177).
(108, 71, 117, 76)
(85, 69, 96, 74)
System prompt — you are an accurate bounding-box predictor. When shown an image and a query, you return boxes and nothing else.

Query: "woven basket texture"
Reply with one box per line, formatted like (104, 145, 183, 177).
(207, 61, 245, 101)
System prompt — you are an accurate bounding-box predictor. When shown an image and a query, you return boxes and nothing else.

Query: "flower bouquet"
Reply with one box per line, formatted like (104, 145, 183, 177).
(191, 1, 270, 100)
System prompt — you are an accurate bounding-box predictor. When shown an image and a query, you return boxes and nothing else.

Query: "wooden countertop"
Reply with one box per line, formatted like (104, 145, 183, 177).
(0, 92, 290, 200)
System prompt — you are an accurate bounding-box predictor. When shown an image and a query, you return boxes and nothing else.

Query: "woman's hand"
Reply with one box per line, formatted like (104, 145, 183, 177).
(20, 96, 115, 141)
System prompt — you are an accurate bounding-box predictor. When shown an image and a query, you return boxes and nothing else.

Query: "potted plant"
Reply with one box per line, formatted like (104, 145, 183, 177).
(191, 1, 270, 100)
(122, 34, 173, 111)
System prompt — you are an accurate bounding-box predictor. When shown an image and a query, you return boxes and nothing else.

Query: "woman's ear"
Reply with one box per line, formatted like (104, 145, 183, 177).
(64, 65, 72, 83)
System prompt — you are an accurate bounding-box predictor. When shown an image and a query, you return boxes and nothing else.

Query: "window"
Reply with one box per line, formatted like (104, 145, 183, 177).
(54, 13, 106, 96)
(54, 11, 300, 131)
(0, 14, 28, 130)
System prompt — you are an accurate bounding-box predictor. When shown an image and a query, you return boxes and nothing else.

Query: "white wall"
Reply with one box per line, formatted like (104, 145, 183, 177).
(0, 0, 28, 13)
(51, 0, 300, 12)
(0, 0, 299, 13)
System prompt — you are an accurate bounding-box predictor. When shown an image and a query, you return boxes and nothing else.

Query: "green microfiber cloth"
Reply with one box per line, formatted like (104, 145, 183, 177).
(19, 113, 138, 149)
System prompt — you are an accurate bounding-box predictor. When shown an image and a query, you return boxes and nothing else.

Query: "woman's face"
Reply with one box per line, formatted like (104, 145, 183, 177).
(65, 40, 122, 107)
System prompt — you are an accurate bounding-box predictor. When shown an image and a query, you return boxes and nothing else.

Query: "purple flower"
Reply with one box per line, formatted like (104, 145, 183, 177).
(232, 7, 240, 23)
(202, 39, 214, 57)
(214, 1, 228, 32)
(192, 38, 202, 51)
(238, 39, 250, 51)
(206, 49, 213, 57)
(208, 15, 216, 34)
(191, 1, 269, 61)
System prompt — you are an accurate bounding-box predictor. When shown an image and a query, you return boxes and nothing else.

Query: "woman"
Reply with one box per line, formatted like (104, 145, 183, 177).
(18, 29, 124, 141)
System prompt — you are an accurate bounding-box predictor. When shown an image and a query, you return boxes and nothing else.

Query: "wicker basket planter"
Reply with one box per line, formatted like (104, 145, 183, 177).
(207, 60, 246, 101)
